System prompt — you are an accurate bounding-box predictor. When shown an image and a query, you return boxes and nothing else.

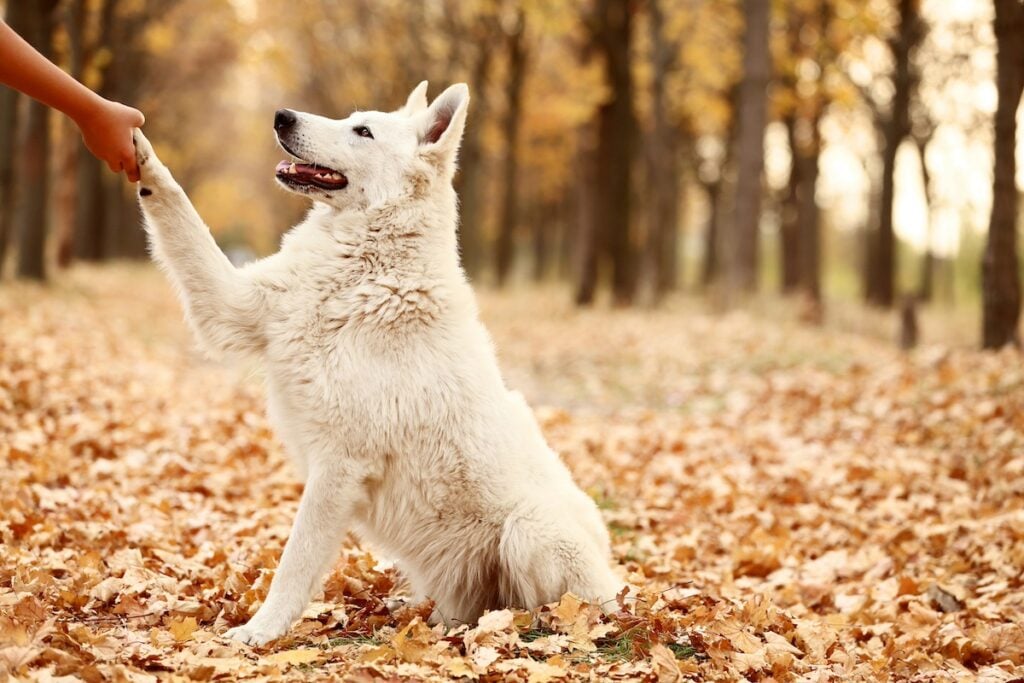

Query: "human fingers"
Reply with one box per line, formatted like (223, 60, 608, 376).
(124, 152, 140, 182)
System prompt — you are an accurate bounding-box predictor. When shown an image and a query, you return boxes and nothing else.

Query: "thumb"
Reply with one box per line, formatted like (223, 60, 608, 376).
(131, 108, 145, 127)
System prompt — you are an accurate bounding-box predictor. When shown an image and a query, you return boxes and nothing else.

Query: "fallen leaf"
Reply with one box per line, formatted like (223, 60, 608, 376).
(650, 643, 682, 682)
(265, 648, 321, 665)
(167, 617, 198, 643)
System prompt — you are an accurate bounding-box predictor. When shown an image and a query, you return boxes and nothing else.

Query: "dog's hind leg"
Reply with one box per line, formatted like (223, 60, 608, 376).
(225, 465, 366, 646)
(499, 508, 623, 612)
(133, 130, 267, 356)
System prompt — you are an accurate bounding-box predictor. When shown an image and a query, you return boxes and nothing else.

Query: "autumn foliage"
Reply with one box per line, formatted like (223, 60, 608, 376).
(3, 0, 1021, 348)
(2, 267, 1023, 681)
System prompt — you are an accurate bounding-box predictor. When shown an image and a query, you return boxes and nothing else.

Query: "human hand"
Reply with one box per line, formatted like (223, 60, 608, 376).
(76, 98, 146, 182)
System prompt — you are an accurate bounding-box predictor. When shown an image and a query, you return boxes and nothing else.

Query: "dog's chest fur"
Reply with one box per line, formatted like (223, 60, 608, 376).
(250, 204, 505, 522)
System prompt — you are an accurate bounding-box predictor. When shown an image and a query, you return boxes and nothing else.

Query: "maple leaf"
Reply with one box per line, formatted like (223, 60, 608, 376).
(167, 616, 198, 643)
(391, 617, 435, 663)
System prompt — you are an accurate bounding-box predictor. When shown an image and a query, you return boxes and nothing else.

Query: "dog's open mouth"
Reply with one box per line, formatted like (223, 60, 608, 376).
(275, 160, 349, 191)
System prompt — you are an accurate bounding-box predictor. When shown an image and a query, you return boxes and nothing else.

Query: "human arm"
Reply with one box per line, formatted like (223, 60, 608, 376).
(0, 19, 145, 180)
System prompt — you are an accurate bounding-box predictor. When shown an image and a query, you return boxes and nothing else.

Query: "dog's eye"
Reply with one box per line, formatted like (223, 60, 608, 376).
(354, 125, 374, 139)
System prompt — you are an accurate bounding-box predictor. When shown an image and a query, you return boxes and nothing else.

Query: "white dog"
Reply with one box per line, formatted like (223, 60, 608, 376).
(133, 82, 622, 646)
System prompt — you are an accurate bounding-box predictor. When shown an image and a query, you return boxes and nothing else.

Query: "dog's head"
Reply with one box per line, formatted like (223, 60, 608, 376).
(272, 82, 469, 209)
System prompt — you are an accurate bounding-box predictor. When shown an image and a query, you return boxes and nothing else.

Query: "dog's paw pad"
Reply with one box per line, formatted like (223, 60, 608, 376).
(139, 187, 152, 197)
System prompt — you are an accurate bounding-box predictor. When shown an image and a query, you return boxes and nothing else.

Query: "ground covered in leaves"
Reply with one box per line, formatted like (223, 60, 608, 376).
(2, 266, 1023, 682)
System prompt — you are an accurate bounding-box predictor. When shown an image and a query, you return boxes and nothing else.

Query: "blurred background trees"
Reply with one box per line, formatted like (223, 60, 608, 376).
(0, 0, 1021, 348)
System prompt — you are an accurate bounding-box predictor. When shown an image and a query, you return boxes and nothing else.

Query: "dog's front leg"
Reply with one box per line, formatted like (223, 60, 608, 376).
(133, 130, 265, 356)
(225, 470, 361, 646)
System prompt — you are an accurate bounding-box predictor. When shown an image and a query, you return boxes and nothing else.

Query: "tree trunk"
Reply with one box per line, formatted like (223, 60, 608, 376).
(494, 11, 527, 287)
(795, 131, 821, 302)
(728, 0, 771, 294)
(0, 82, 17, 274)
(0, 1, 29, 274)
(55, 0, 89, 268)
(860, 152, 882, 300)
(531, 206, 545, 283)
(102, 173, 124, 258)
(574, 128, 600, 305)
(104, 0, 149, 260)
(915, 135, 935, 302)
(656, 150, 680, 294)
(74, 161, 108, 261)
(867, 0, 922, 307)
(15, 0, 60, 281)
(701, 179, 722, 288)
(594, 0, 636, 305)
(982, 0, 1024, 349)
(638, 0, 679, 305)
(531, 197, 557, 282)
(73, 0, 120, 262)
(869, 126, 899, 307)
(780, 114, 801, 293)
(0, 96, 20, 273)
(454, 34, 494, 279)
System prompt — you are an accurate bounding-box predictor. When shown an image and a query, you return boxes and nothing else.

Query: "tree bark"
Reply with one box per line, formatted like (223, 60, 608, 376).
(982, 0, 1024, 348)
(55, 0, 88, 268)
(728, 0, 771, 294)
(73, 0, 120, 262)
(869, 124, 899, 307)
(866, 0, 922, 307)
(574, 127, 600, 305)
(494, 11, 527, 287)
(453, 23, 495, 279)
(15, 0, 60, 281)
(780, 115, 801, 293)
(531, 197, 559, 282)
(594, 0, 636, 305)
(860, 153, 882, 300)
(105, 0, 149, 260)
(915, 134, 935, 302)
(0, 1, 22, 275)
(701, 179, 723, 289)
(656, 152, 680, 294)
(795, 128, 821, 302)
(638, 0, 679, 305)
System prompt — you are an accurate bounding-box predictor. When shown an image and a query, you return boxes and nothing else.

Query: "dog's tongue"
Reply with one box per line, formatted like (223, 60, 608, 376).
(275, 160, 347, 187)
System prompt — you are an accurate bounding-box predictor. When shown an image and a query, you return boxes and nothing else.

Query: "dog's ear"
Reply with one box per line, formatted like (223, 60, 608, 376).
(416, 83, 469, 171)
(399, 81, 429, 116)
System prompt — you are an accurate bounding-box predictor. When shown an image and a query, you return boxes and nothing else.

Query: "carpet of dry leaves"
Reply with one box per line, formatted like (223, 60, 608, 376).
(2, 265, 1024, 682)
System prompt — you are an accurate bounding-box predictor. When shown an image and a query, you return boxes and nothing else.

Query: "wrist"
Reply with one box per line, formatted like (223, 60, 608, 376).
(67, 91, 108, 129)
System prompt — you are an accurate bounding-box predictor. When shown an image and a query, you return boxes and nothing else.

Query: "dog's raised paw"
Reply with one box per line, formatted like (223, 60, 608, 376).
(224, 623, 284, 647)
(132, 129, 154, 168)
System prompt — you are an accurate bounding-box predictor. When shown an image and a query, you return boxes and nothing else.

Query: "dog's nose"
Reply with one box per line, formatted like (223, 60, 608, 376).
(274, 109, 297, 132)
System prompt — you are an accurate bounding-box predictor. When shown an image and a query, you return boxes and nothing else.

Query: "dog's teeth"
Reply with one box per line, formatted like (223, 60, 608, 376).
(288, 163, 297, 174)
